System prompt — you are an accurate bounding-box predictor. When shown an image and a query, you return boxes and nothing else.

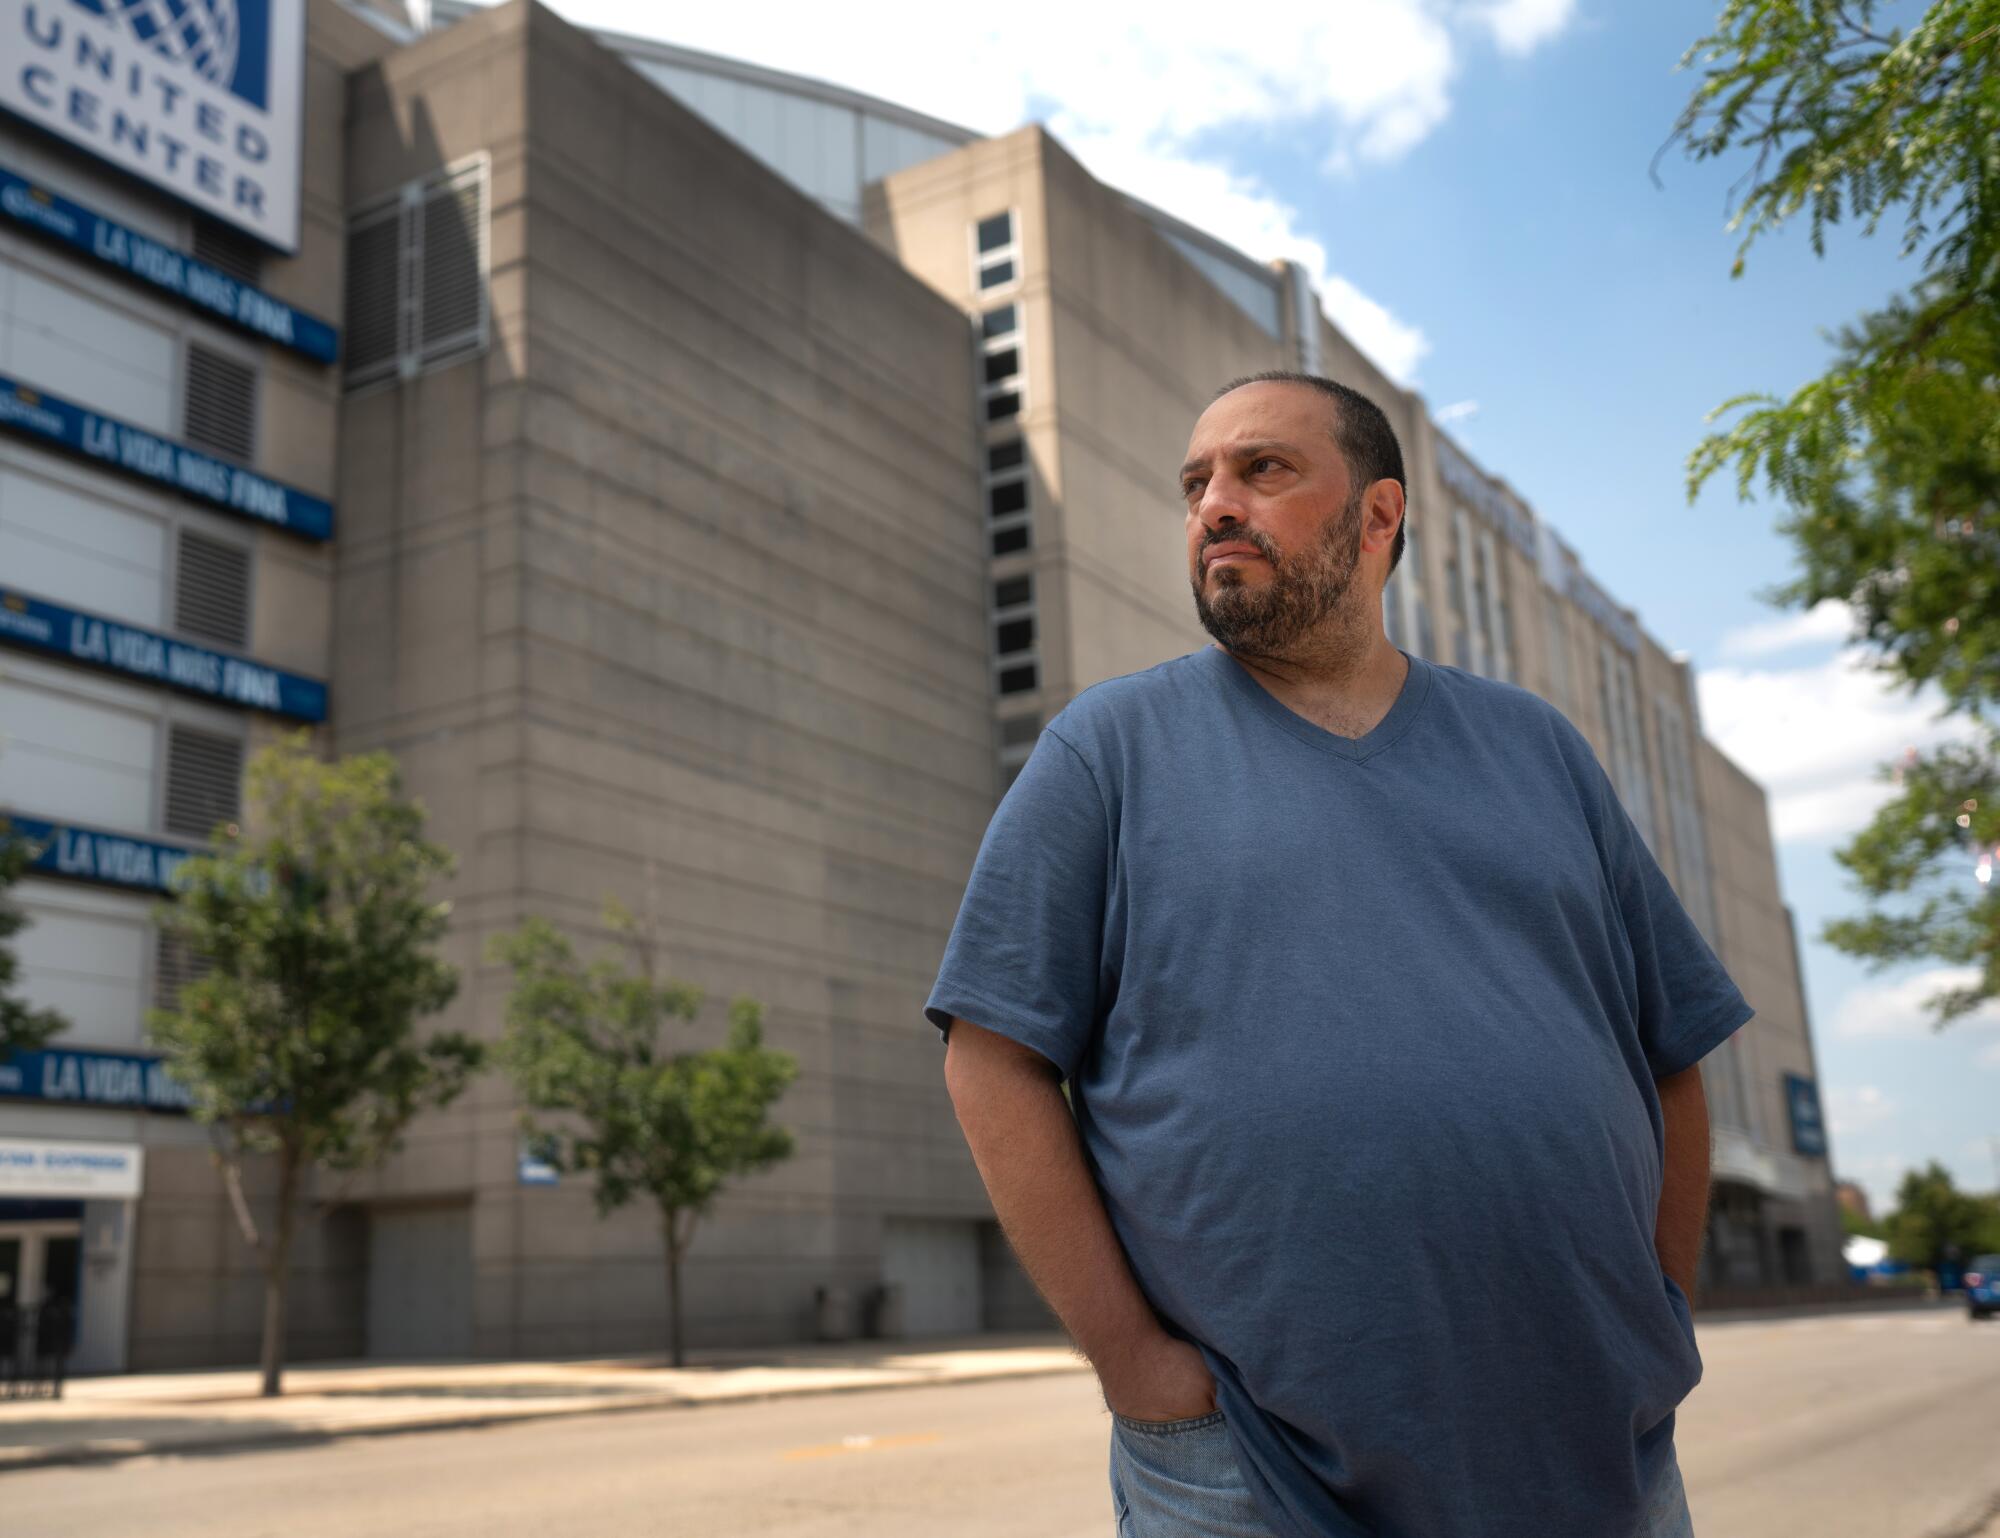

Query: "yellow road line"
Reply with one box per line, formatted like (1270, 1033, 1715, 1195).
(782, 1432, 942, 1461)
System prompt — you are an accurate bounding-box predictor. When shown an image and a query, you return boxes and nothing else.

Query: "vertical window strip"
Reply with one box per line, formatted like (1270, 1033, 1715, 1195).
(972, 210, 1021, 293)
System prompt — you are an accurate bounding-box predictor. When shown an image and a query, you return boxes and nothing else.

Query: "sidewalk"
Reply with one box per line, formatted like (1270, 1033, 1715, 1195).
(0, 1332, 1090, 1473)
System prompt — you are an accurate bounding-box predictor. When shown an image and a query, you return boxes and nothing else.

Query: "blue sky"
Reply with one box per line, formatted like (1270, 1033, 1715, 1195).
(533, 0, 1995, 1214)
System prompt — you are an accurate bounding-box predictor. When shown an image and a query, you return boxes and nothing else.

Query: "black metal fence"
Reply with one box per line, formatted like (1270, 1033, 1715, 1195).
(0, 1300, 75, 1399)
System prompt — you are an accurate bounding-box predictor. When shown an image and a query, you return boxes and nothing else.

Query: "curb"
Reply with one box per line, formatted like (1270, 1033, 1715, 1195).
(1693, 1295, 1959, 1326)
(0, 1359, 1097, 1475)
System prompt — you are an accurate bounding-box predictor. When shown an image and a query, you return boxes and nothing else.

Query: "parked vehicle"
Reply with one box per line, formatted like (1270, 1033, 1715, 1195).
(1965, 1255, 2000, 1321)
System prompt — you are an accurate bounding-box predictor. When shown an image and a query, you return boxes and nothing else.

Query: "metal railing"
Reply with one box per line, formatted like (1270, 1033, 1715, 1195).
(0, 1301, 75, 1400)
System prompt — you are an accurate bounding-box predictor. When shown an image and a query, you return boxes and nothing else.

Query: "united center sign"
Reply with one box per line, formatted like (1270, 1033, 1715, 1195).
(1, 0, 307, 252)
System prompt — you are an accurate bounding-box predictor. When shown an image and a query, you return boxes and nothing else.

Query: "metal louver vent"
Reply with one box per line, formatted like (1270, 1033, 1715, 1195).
(154, 928, 214, 1014)
(344, 156, 490, 391)
(163, 724, 243, 840)
(191, 220, 262, 286)
(174, 529, 250, 648)
(183, 345, 257, 463)
(343, 211, 401, 388)
(420, 172, 487, 361)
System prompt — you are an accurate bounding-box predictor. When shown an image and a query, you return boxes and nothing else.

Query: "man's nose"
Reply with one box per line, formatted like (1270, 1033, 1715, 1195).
(1195, 474, 1249, 530)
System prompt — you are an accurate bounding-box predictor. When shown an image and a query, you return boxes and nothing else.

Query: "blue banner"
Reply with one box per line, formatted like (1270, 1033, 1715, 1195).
(1784, 1074, 1827, 1158)
(0, 586, 326, 721)
(0, 1045, 192, 1114)
(0, 374, 332, 541)
(2, 814, 200, 895)
(0, 166, 338, 363)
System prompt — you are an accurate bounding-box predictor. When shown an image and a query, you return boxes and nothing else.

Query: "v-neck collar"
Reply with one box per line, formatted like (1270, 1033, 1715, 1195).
(1202, 643, 1433, 763)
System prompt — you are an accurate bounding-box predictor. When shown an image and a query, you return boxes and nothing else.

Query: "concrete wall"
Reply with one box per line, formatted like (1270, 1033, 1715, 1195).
(71, 0, 395, 1372)
(1698, 738, 1846, 1283)
(335, 0, 999, 1355)
(864, 124, 1293, 772)
(1034, 135, 1291, 693)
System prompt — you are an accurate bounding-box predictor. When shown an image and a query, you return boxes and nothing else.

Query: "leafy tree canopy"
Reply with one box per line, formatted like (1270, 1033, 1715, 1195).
(1885, 1160, 2000, 1268)
(491, 899, 797, 1365)
(0, 820, 66, 1058)
(150, 730, 478, 1393)
(1672, 1, 2000, 1026)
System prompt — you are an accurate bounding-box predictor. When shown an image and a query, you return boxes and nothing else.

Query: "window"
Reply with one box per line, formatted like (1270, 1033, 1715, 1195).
(1597, 641, 1657, 852)
(1475, 527, 1512, 682)
(1543, 595, 1571, 715)
(978, 301, 1025, 421)
(988, 480, 1028, 518)
(344, 155, 491, 391)
(984, 434, 1031, 555)
(976, 214, 1012, 253)
(999, 714, 1042, 749)
(998, 713, 1041, 791)
(1655, 695, 1718, 938)
(977, 302, 1031, 552)
(972, 210, 1020, 293)
(996, 617, 1035, 654)
(993, 575, 1038, 698)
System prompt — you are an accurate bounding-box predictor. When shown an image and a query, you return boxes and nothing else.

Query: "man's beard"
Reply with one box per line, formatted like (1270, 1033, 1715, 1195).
(1191, 486, 1367, 657)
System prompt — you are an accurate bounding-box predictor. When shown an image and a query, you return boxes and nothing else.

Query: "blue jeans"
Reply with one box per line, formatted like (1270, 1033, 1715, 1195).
(1108, 1410, 1697, 1537)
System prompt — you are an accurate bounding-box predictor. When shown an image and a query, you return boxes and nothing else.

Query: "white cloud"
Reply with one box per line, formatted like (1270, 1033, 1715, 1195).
(1434, 399, 1481, 425)
(1480, 0, 1579, 54)
(1827, 966, 2000, 1040)
(1696, 645, 1979, 843)
(1717, 599, 1858, 660)
(525, 1, 1579, 386)
(1320, 277, 1433, 386)
(1825, 1084, 1897, 1137)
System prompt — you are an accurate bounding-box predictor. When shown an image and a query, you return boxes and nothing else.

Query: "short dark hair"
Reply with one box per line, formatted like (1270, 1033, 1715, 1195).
(1213, 371, 1407, 576)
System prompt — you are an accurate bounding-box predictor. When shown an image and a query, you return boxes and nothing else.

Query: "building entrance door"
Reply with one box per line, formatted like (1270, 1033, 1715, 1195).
(0, 1219, 84, 1360)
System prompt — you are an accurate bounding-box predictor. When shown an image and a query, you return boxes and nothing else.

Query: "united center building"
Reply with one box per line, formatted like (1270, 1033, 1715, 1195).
(0, 0, 1844, 1372)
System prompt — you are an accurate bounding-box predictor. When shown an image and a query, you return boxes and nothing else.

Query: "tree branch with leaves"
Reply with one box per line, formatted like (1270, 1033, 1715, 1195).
(0, 819, 67, 1060)
(147, 731, 478, 1395)
(489, 899, 798, 1367)
(1671, 0, 2000, 1027)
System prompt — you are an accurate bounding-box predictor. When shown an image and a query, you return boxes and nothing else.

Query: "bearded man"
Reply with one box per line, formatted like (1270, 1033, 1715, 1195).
(924, 373, 1745, 1538)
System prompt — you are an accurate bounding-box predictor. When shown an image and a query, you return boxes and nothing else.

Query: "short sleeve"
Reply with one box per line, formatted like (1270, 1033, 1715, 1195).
(923, 726, 1110, 1081)
(1597, 763, 1755, 1079)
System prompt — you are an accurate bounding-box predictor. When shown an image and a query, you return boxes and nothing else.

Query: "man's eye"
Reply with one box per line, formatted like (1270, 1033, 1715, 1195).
(1182, 479, 1206, 499)
(1251, 457, 1283, 474)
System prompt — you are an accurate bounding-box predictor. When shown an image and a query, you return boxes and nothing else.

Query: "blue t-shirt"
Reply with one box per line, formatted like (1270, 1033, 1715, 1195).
(924, 644, 1753, 1538)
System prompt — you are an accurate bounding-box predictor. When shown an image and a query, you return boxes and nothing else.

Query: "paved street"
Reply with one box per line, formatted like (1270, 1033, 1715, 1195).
(9, 1307, 1998, 1538)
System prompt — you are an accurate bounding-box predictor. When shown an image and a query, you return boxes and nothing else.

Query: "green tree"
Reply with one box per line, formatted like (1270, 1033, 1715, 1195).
(148, 731, 478, 1396)
(1840, 1203, 1887, 1240)
(1671, 2, 2000, 1023)
(0, 819, 66, 1058)
(1885, 1161, 2000, 1274)
(489, 900, 798, 1367)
